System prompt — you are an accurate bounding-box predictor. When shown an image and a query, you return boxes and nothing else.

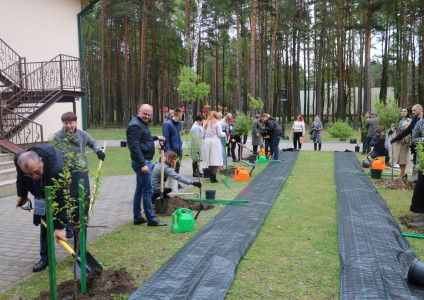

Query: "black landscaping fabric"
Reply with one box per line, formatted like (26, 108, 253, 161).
(335, 152, 424, 299)
(129, 151, 298, 300)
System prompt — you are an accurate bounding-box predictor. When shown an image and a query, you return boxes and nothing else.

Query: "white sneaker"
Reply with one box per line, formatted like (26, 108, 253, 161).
(393, 164, 400, 168)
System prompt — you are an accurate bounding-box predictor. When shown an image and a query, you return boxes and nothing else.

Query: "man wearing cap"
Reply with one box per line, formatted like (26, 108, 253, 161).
(370, 128, 389, 161)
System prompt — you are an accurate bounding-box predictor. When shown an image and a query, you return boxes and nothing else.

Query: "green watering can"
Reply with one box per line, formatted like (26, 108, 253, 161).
(171, 208, 195, 233)
(257, 153, 267, 163)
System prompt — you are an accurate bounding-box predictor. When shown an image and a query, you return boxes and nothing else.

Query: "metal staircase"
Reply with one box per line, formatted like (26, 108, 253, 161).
(0, 39, 85, 153)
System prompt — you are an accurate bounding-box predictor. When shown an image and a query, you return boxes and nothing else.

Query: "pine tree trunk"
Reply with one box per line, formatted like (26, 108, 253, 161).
(249, 0, 257, 116)
(236, 2, 242, 112)
(101, 1, 107, 129)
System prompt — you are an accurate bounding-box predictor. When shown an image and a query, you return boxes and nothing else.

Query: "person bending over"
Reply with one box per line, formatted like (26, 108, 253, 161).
(151, 151, 201, 200)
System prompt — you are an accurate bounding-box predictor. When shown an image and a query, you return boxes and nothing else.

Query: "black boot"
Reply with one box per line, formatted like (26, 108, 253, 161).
(210, 174, 218, 183)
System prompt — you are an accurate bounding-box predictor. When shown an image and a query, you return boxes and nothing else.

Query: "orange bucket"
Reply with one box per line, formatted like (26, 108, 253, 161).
(235, 167, 250, 181)
(259, 148, 265, 156)
(371, 157, 385, 170)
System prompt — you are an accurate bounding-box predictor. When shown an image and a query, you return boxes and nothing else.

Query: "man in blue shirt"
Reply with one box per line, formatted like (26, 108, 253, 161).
(163, 108, 183, 186)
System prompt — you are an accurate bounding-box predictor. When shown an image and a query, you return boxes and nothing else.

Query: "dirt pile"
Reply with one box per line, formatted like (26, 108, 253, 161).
(33, 268, 134, 300)
(154, 196, 215, 217)
(399, 215, 424, 231)
(373, 179, 414, 191)
(219, 166, 237, 177)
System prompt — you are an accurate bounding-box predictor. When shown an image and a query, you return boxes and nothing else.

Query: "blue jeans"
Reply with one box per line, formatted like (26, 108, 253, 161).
(131, 160, 157, 222)
(272, 135, 281, 160)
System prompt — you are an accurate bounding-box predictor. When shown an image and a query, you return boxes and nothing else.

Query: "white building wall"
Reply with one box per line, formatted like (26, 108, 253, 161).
(34, 102, 83, 140)
(0, 0, 81, 61)
(1, 0, 85, 139)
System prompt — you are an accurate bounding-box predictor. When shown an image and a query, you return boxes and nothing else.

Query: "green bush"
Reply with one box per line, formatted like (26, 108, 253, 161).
(233, 113, 253, 136)
(328, 121, 353, 139)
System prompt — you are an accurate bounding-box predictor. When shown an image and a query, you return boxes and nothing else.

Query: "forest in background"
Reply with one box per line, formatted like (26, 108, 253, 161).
(82, 0, 424, 128)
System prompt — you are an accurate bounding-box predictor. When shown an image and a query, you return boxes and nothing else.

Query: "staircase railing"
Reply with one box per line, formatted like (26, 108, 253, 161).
(0, 38, 24, 85)
(0, 105, 43, 146)
(1, 54, 84, 116)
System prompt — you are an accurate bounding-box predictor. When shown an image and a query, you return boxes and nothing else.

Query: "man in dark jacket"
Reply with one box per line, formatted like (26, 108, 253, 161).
(163, 108, 183, 178)
(127, 104, 167, 226)
(364, 112, 379, 154)
(370, 128, 389, 162)
(391, 104, 423, 181)
(15, 144, 68, 272)
(262, 114, 283, 160)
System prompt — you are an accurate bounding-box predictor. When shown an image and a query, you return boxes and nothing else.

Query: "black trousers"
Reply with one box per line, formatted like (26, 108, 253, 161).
(264, 138, 273, 157)
(293, 132, 302, 149)
(411, 172, 424, 213)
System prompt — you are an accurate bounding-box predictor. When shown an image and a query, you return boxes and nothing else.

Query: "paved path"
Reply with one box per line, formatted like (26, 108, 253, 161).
(0, 139, 376, 293)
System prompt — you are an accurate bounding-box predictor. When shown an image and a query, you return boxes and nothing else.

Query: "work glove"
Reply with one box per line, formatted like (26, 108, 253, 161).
(96, 150, 106, 161)
(261, 127, 265, 130)
(390, 139, 395, 144)
(192, 182, 202, 188)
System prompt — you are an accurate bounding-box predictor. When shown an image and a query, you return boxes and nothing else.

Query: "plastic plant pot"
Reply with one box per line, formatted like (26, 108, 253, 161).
(408, 258, 424, 286)
(370, 168, 382, 179)
(205, 190, 216, 200)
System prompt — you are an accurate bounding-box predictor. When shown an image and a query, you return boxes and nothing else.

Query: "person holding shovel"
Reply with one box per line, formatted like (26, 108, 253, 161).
(151, 151, 202, 200)
(127, 104, 167, 226)
(53, 112, 105, 240)
(14, 145, 68, 272)
(262, 113, 283, 160)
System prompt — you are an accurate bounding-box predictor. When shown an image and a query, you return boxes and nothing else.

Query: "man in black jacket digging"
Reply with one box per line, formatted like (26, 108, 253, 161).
(15, 144, 68, 272)
(262, 114, 283, 160)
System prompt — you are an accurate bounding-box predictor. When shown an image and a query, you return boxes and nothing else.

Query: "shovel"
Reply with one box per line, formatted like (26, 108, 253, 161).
(88, 141, 107, 218)
(155, 140, 168, 213)
(20, 199, 102, 278)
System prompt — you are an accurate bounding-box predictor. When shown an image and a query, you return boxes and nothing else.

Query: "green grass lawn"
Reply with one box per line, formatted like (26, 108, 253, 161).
(87, 125, 358, 144)
(1, 149, 422, 299)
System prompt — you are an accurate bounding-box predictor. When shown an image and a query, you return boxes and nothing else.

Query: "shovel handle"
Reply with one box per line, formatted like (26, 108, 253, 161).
(38, 213, 76, 256)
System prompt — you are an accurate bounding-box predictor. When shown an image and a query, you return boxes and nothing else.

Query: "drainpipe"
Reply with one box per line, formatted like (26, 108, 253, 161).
(78, 0, 100, 131)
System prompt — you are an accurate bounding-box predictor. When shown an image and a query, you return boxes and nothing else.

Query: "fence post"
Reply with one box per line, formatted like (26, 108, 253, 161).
(79, 179, 87, 294)
(59, 55, 63, 90)
(45, 186, 58, 300)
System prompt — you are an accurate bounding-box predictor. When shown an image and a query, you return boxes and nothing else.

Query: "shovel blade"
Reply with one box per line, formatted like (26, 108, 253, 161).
(70, 251, 102, 279)
(154, 198, 168, 213)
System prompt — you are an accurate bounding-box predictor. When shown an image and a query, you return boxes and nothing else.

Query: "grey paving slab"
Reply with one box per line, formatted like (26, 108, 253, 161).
(0, 138, 401, 294)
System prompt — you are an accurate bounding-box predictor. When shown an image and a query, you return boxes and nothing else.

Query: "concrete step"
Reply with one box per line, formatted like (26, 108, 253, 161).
(0, 153, 14, 163)
(0, 168, 17, 181)
(0, 161, 14, 170)
(0, 178, 16, 197)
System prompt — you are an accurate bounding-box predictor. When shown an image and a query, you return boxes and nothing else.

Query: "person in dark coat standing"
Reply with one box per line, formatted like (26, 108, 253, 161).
(127, 104, 167, 226)
(251, 114, 262, 153)
(15, 144, 68, 272)
(409, 118, 424, 213)
(262, 114, 283, 160)
(364, 112, 379, 154)
(391, 104, 423, 182)
(162, 108, 183, 174)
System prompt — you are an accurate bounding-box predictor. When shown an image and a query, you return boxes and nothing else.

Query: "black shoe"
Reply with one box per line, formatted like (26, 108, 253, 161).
(134, 218, 147, 225)
(148, 219, 167, 226)
(233, 159, 239, 162)
(193, 173, 202, 177)
(33, 259, 48, 272)
(178, 184, 183, 189)
(410, 206, 424, 214)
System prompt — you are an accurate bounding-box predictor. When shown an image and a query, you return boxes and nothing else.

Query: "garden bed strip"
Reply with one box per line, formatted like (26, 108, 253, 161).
(128, 151, 298, 300)
(335, 152, 424, 299)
